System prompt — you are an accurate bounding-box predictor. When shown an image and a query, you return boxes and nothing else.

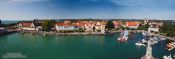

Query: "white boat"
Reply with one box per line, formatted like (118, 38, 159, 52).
(161, 38, 166, 40)
(142, 39, 147, 43)
(118, 30, 129, 42)
(163, 54, 172, 59)
(142, 32, 147, 36)
(135, 42, 146, 46)
(149, 38, 154, 41)
(135, 33, 146, 46)
(152, 40, 158, 44)
(153, 37, 159, 40)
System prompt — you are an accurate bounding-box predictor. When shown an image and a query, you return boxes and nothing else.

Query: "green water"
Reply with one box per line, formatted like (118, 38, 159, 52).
(0, 33, 172, 59)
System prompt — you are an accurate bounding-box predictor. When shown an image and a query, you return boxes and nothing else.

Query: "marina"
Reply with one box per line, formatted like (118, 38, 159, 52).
(0, 0, 175, 58)
(0, 32, 174, 59)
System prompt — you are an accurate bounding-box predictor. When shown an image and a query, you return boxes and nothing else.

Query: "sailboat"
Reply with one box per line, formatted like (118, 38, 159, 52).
(118, 30, 129, 42)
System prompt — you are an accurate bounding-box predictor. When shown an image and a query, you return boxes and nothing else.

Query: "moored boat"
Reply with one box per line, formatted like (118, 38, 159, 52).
(163, 54, 172, 59)
(118, 30, 129, 42)
(135, 42, 146, 46)
(142, 39, 147, 43)
(166, 42, 175, 51)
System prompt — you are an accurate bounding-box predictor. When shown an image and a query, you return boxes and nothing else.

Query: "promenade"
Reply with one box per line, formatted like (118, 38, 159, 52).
(20, 31, 116, 36)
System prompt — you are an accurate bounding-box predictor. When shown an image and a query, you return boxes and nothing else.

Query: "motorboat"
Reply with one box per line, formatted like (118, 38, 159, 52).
(153, 37, 159, 41)
(163, 54, 172, 59)
(149, 38, 155, 41)
(142, 39, 147, 43)
(152, 40, 158, 44)
(135, 42, 146, 46)
(142, 32, 147, 36)
(161, 38, 166, 41)
(167, 42, 175, 51)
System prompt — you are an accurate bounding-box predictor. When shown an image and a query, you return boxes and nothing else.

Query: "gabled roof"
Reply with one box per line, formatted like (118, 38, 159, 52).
(55, 22, 64, 26)
(19, 22, 33, 27)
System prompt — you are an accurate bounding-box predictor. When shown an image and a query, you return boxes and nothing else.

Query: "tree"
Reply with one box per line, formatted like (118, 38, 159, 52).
(105, 21, 115, 30)
(160, 23, 175, 37)
(137, 24, 149, 30)
(42, 20, 55, 31)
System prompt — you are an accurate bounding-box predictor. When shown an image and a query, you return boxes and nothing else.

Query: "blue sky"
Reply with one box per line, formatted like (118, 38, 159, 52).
(0, 0, 175, 20)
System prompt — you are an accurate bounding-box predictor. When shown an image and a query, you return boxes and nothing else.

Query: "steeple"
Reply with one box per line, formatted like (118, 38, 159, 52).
(144, 18, 149, 25)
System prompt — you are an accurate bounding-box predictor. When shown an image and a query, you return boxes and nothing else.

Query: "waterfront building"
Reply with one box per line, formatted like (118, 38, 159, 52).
(148, 21, 163, 27)
(55, 22, 79, 31)
(75, 20, 86, 29)
(94, 21, 106, 33)
(74, 20, 106, 33)
(113, 21, 122, 28)
(100, 21, 107, 33)
(95, 22, 101, 31)
(54, 20, 106, 33)
(101, 24, 105, 33)
(148, 24, 160, 34)
(125, 21, 140, 29)
(84, 21, 94, 32)
(18, 22, 38, 31)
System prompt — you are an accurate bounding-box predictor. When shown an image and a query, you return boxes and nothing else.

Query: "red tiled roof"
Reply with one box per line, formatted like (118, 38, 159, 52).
(20, 22, 33, 27)
(55, 22, 74, 26)
(75, 21, 93, 27)
(76, 22, 86, 27)
(126, 21, 139, 26)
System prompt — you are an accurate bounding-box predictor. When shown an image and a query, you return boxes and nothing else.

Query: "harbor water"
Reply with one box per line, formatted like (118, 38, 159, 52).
(0, 33, 174, 59)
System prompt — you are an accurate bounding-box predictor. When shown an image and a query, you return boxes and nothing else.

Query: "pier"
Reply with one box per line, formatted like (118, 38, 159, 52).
(150, 33, 174, 41)
(141, 40, 155, 59)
